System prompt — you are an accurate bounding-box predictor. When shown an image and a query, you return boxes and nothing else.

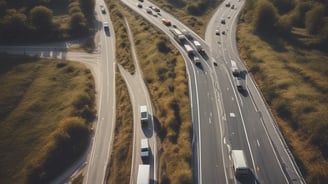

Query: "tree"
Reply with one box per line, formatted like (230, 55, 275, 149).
(69, 12, 87, 35)
(0, 0, 7, 17)
(305, 5, 325, 34)
(29, 5, 53, 33)
(1, 9, 28, 41)
(78, 0, 94, 19)
(271, 0, 295, 14)
(252, 0, 279, 35)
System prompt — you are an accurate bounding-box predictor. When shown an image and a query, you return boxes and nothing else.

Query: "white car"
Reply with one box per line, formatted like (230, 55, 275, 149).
(146, 8, 152, 14)
(100, 5, 106, 14)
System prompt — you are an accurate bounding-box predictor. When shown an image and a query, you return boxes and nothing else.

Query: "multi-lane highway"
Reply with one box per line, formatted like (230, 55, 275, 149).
(122, 0, 304, 183)
(206, 0, 304, 183)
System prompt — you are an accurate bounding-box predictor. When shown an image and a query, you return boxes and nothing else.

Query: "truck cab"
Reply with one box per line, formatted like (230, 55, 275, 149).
(141, 139, 150, 161)
(231, 150, 251, 177)
(140, 105, 148, 125)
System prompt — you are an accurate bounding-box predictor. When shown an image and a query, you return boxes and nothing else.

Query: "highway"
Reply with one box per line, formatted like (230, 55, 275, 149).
(205, 0, 304, 183)
(122, 0, 304, 183)
(121, 0, 226, 183)
(83, 0, 117, 183)
(0, 0, 304, 183)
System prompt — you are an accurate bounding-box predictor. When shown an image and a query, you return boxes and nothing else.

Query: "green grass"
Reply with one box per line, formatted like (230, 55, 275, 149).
(0, 54, 96, 184)
(106, 71, 133, 184)
(238, 20, 328, 183)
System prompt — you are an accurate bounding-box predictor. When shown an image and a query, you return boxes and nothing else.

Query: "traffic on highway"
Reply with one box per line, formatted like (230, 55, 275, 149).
(0, 0, 306, 183)
(120, 0, 304, 183)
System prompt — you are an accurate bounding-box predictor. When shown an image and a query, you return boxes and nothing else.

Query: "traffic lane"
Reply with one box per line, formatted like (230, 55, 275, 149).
(85, 0, 116, 182)
(240, 81, 290, 184)
(246, 77, 303, 183)
(195, 70, 226, 184)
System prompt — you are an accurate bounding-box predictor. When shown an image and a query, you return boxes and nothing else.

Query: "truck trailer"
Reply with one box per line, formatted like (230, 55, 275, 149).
(170, 28, 186, 44)
(231, 60, 239, 76)
(137, 164, 150, 184)
(231, 150, 250, 177)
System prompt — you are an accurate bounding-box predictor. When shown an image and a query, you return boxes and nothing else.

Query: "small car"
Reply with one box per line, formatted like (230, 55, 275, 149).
(100, 5, 106, 14)
(215, 30, 220, 35)
(221, 18, 226, 24)
(137, 3, 142, 8)
(146, 8, 152, 14)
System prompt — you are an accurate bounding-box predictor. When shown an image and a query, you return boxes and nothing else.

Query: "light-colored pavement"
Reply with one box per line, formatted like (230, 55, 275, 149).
(118, 16, 157, 184)
(83, 0, 117, 183)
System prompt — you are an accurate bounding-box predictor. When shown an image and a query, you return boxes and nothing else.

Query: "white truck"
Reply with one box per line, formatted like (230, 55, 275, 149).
(231, 60, 239, 76)
(141, 138, 150, 159)
(137, 164, 150, 184)
(183, 44, 194, 57)
(231, 150, 250, 177)
(192, 40, 205, 54)
(170, 28, 186, 44)
(140, 105, 148, 124)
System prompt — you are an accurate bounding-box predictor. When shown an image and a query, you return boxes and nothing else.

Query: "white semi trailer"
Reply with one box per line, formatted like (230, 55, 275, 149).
(231, 150, 250, 177)
(137, 164, 150, 184)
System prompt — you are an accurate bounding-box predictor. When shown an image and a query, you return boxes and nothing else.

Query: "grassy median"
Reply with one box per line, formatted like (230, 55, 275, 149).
(127, 10, 193, 184)
(106, 70, 133, 184)
(0, 54, 95, 184)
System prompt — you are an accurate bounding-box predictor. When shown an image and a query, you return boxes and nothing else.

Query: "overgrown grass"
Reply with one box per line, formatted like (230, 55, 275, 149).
(107, 0, 135, 74)
(105, 71, 133, 184)
(150, 0, 222, 37)
(0, 54, 96, 184)
(238, 19, 328, 184)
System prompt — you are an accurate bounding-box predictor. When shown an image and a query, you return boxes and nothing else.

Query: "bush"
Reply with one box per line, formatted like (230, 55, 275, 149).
(252, 0, 279, 35)
(29, 6, 54, 32)
(26, 117, 90, 184)
(305, 5, 325, 34)
(69, 12, 87, 35)
(157, 40, 171, 53)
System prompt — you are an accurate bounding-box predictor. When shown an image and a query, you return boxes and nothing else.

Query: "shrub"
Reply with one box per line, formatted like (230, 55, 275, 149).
(157, 40, 171, 53)
(252, 0, 279, 35)
(26, 117, 90, 184)
(29, 6, 54, 32)
(305, 5, 325, 34)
